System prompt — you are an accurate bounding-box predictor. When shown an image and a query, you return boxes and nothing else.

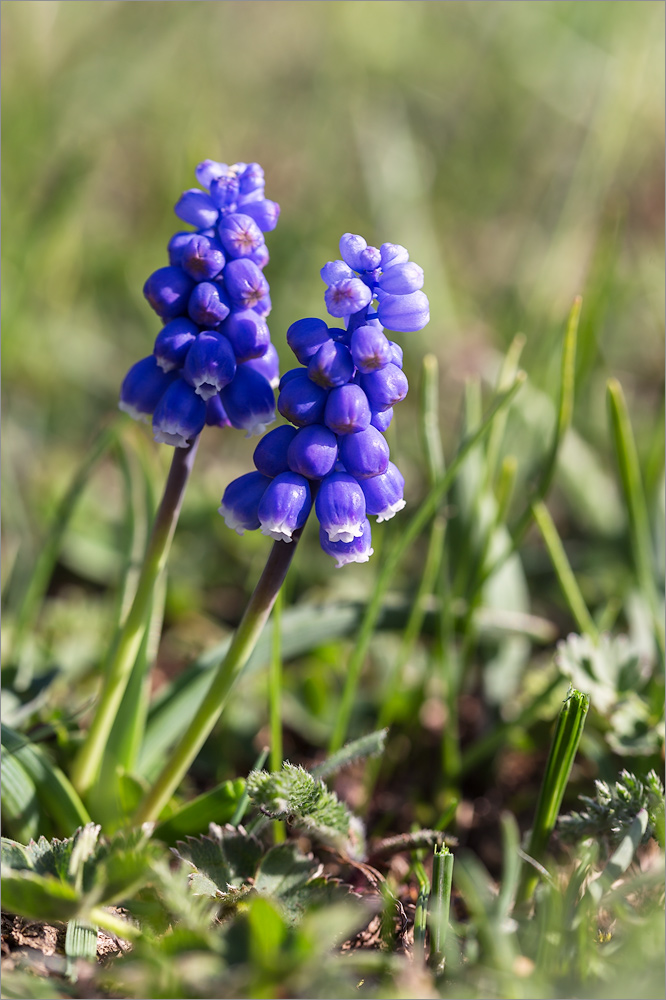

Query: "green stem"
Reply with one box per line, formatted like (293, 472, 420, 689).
(72, 438, 199, 796)
(429, 844, 454, 971)
(269, 588, 286, 843)
(133, 532, 303, 825)
(517, 687, 589, 905)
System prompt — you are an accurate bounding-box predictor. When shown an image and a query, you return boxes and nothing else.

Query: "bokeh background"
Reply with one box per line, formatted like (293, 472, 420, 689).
(2, 1, 664, 772)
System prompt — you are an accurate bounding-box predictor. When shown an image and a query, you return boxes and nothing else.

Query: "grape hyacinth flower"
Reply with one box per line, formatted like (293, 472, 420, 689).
(75, 159, 281, 800)
(119, 159, 281, 446)
(219, 232, 428, 567)
(136, 231, 429, 824)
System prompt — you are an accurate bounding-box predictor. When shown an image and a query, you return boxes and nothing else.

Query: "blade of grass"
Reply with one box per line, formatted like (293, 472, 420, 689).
(532, 500, 599, 641)
(154, 777, 246, 843)
(517, 687, 589, 905)
(328, 372, 526, 752)
(607, 378, 665, 658)
(1, 750, 41, 842)
(10, 422, 120, 679)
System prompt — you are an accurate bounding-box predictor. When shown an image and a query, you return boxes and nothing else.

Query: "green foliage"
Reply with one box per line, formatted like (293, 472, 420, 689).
(556, 632, 664, 755)
(559, 769, 665, 851)
(173, 823, 358, 927)
(247, 763, 365, 859)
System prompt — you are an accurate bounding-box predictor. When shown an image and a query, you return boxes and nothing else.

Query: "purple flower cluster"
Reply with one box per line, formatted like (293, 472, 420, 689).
(119, 160, 280, 446)
(219, 234, 428, 567)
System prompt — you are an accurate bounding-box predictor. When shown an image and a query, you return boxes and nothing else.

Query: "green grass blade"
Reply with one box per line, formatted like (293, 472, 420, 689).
(420, 353, 445, 485)
(8, 422, 119, 673)
(1, 725, 90, 836)
(607, 378, 664, 656)
(518, 688, 589, 905)
(329, 372, 526, 752)
(484, 333, 526, 490)
(532, 500, 599, 641)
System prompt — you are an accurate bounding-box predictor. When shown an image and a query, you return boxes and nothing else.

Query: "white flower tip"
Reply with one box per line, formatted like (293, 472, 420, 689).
(244, 413, 276, 438)
(218, 505, 247, 535)
(156, 356, 176, 373)
(119, 400, 150, 423)
(260, 526, 294, 543)
(375, 499, 406, 523)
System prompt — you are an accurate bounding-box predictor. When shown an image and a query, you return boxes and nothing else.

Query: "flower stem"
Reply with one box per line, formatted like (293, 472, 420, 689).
(269, 587, 286, 843)
(72, 438, 199, 797)
(133, 531, 303, 826)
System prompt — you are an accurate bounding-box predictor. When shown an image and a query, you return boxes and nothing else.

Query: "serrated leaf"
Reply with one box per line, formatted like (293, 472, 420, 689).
(1, 837, 33, 870)
(25, 834, 74, 879)
(2, 870, 82, 922)
(254, 842, 321, 899)
(173, 824, 262, 895)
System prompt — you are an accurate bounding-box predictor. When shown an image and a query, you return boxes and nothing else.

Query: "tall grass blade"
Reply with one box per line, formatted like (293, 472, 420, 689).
(532, 501, 599, 641)
(518, 687, 589, 904)
(607, 378, 664, 657)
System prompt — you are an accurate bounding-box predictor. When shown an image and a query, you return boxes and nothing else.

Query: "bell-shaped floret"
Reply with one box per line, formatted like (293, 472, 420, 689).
(209, 173, 240, 212)
(183, 331, 237, 400)
(388, 341, 403, 368)
(287, 318, 331, 365)
(181, 235, 226, 281)
(377, 290, 429, 333)
(244, 343, 280, 388)
(152, 378, 207, 447)
(219, 471, 272, 534)
(320, 260, 354, 285)
(319, 517, 374, 568)
(205, 393, 232, 428)
(350, 324, 393, 373)
(253, 424, 298, 478)
(224, 259, 270, 311)
(325, 278, 372, 319)
(220, 364, 276, 437)
(287, 425, 338, 480)
(307, 341, 354, 389)
(377, 261, 424, 295)
(174, 188, 219, 229)
(168, 231, 195, 268)
(238, 162, 265, 198)
(258, 472, 312, 543)
(222, 310, 271, 362)
(370, 407, 393, 432)
(217, 213, 265, 259)
(359, 462, 405, 522)
(359, 246, 381, 271)
(315, 472, 366, 543)
(338, 425, 390, 479)
(379, 243, 410, 269)
(360, 364, 408, 412)
(188, 281, 231, 326)
(249, 243, 270, 269)
(278, 375, 328, 427)
(239, 198, 280, 233)
(144, 266, 194, 321)
(195, 159, 228, 188)
(324, 384, 371, 435)
(339, 233, 368, 272)
(153, 319, 198, 372)
(119, 356, 178, 422)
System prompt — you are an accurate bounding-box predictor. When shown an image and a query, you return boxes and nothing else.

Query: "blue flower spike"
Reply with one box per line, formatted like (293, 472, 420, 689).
(219, 231, 429, 566)
(119, 158, 281, 447)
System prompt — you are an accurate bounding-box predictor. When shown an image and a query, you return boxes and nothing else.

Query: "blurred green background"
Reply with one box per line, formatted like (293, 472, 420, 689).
(2, 0, 664, 701)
